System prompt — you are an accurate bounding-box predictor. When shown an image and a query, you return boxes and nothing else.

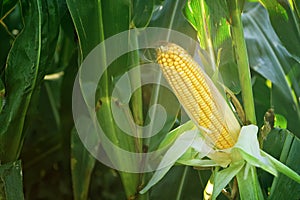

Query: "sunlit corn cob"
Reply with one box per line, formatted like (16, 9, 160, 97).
(156, 42, 241, 149)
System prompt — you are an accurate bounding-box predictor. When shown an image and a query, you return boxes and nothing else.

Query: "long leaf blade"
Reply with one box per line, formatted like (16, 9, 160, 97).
(0, 0, 60, 162)
(0, 160, 24, 200)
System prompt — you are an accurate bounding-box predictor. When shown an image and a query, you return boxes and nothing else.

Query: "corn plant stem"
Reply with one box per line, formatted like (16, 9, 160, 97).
(93, 3, 139, 199)
(128, 35, 143, 153)
(228, 1, 262, 198)
(228, 0, 256, 124)
(199, 0, 217, 71)
(98, 37, 139, 200)
(127, 33, 150, 200)
(94, 3, 119, 155)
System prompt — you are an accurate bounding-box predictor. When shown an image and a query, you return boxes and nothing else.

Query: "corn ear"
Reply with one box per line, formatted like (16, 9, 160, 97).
(156, 42, 241, 149)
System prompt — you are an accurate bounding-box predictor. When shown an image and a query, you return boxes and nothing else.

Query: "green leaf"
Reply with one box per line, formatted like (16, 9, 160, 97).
(140, 129, 198, 194)
(177, 136, 223, 167)
(157, 121, 196, 149)
(243, 3, 300, 135)
(258, 128, 293, 192)
(68, 0, 142, 198)
(0, 160, 24, 200)
(0, 79, 4, 113)
(260, 128, 300, 199)
(183, 0, 241, 93)
(0, 0, 60, 162)
(177, 158, 218, 167)
(258, 0, 300, 59)
(233, 124, 297, 194)
(66, 0, 105, 60)
(131, 0, 154, 28)
(212, 161, 245, 199)
(236, 165, 264, 200)
(234, 125, 277, 176)
(147, 86, 181, 151)
(263, 128, 293, 160)
(149, 166, 204, 200)
(252, 74, 271, 123)
(270, 138, 300, 200)
(261, 150, 300, 185)
(71, 128, 95, 200)
(274, 114, 287, 129)
(149, 0, 195, 36)
(0, 0, 18, 18)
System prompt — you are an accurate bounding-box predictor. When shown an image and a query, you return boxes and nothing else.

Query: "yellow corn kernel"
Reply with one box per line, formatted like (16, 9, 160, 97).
(156, 42, 241, 149)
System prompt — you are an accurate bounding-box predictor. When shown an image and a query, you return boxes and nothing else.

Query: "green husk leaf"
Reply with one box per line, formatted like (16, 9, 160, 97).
(157, 120, 197, 149)
(140, 129, 198, 194)
(212, 161, 244, 199)
(233, 125, 277, 176)
(236, 165, 264, 200)
(261, 150, 300, 184)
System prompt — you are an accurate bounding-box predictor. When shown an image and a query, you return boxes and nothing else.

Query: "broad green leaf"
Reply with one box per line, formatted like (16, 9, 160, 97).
(234, 125, 277, 176)
(0, 0, 60, 162)
(270, 143, 300, 199)
(66, 0, 104, 60)
(174, 166, 200, 200)
(243, 3, 300, 135)
(67, 1, 142, 198)
(140, 165, 172, 194)
(260, 128, 300, 199)
(183, 0, 230, 51)
(261, 150, 300, 185)
(132, 0, 154, 28)
(140, 129, 198, 194)
(212, 161, 245, 199)
(147, 86, 181, 151)
(263, 128, 293, 160)
(0, 160, 24, 200)
(149, 166, 204, 200)
(177, 135, 222, 167)
(149, 0, 195, 36)
(258, 0, 300, 59)
(272, 84, 300, 134)
(100, 8, 144, 195)
(236, 165, 264, 200)
(0, 3, 21, 71)
(252, 74, 271, 123)
(232, 125, 299, 194)
(0, 0, 18, 18)
(178, 136, 216, 166)
(258, 128, 292, 192)
(157, 120, 196, 149)
(63, 0, 99, 181)
(101, 0, 130, 38)
(71, 128, 95, 200)
(0, 80, 4, 113)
